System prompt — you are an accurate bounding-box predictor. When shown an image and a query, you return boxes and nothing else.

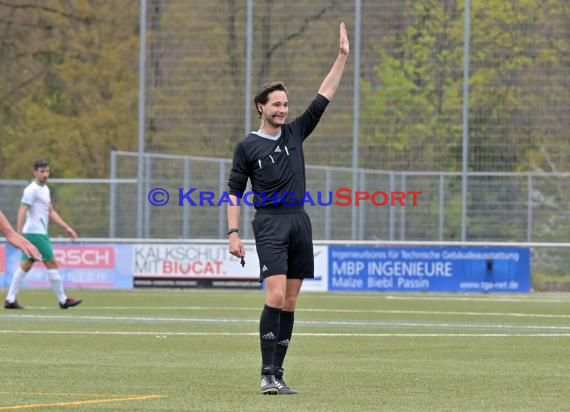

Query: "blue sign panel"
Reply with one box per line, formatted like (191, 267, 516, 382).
(329, 246, 530, 293)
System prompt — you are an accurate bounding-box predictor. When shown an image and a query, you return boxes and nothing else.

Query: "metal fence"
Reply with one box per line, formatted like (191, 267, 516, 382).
(114, 151, 570, 242)
(2, 151, 569, 243)
(137, 0, 570, 242)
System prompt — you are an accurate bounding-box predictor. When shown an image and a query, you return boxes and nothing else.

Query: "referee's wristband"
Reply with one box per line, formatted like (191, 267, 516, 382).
(227, 228, 239, 236)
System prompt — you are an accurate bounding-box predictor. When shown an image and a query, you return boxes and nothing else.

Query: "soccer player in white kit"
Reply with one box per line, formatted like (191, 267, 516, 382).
(4, 160, 82, 309)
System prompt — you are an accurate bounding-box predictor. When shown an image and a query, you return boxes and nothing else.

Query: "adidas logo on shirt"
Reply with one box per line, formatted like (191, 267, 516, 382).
(274, 146, 282, 153)
(262, 265, 268, 272)
(262, 331, 276, 340)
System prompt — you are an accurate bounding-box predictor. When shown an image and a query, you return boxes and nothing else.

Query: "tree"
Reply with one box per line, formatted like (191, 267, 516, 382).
(360, 0, 464, 172)
(0, 0, 139, 178)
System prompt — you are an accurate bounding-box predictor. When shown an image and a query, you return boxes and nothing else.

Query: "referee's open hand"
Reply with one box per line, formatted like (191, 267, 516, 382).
(339, 22, 349, 56)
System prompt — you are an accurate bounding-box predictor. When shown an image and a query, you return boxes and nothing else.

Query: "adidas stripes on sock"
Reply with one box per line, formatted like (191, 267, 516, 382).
(274, 310, 294, 370)
(259, 304, 281, 372)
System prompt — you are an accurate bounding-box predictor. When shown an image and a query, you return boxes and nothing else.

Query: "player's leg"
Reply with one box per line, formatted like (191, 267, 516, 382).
(272, 278, 302, 394)
(31, 235, 80, 308)
(4, 259, 33, 309)
(36, 235, 66, 306)
(272, 210, 314, 393)
(259, 275, 287, 394)
(44, 259, 82, 309)
(44, 259, 65, 303)
(5, 232, 45, 308)
(252, 212, 289, 394)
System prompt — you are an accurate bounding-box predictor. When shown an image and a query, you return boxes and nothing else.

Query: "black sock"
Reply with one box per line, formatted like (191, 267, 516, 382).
(259, 304, 281, 373)
(274, 310, 294, 373)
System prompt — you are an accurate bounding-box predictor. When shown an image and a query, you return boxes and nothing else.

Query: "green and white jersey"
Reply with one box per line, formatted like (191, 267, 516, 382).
(21, 181, 50, 235)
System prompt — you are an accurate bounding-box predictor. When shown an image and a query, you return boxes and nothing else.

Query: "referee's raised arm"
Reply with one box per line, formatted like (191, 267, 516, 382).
(317, 22, 350, 101)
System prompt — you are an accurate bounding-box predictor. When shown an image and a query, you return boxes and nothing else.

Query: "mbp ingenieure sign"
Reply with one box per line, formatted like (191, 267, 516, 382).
(329, 246, 530, 293)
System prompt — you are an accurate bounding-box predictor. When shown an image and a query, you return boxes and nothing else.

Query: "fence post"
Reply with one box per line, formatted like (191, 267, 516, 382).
(439, 174, 445, 241)
(218, 161, 226, 239)
(137, 0, 147, 239)
(351, 0, 362, 241)
(389, 172, 395, 240)
(183, 157, 191, 238)
(461, 0, 472, 241)
(325, 168, 332, 240)
(109, 151, 117, 237)
(527, 174, 533, 242)
(143, 156, 152, 239)
(244, 0, 253, 137)
(400, 174, 406, 240)
(358, 171, 365, 240)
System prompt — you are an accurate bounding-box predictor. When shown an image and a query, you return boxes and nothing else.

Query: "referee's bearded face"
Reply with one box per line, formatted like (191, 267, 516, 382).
(262, 91, 288, 127)
(33, 166, 50, 184)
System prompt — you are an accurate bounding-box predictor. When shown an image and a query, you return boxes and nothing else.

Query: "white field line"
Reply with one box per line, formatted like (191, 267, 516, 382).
(1, 329, 570, 337)
(19, 305, 570, 319)
(2, 314, 570, 331)
(22, 290, 569, 303)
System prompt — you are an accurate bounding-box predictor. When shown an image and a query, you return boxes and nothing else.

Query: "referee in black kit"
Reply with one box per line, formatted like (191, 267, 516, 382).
(227, 22, 349, 395)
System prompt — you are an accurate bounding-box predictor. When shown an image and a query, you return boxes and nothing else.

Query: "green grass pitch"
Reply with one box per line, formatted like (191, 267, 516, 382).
(1, 289, 570, 411)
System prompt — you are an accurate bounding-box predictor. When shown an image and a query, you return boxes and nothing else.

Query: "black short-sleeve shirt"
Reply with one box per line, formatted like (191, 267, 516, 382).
(228, 94, 329, 208)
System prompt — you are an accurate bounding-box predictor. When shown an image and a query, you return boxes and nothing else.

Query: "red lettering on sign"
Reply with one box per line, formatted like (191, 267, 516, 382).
(54, 246, 115, 269)
(162, 260, 223, 275)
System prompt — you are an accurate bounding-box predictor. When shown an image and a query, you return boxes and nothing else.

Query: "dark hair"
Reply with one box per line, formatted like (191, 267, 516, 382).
(32, 159, 49, 170)
(253, 81, 288, 117)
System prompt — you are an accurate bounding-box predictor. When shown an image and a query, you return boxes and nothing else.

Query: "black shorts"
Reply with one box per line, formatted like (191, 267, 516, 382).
(252, 205, 314, 282)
